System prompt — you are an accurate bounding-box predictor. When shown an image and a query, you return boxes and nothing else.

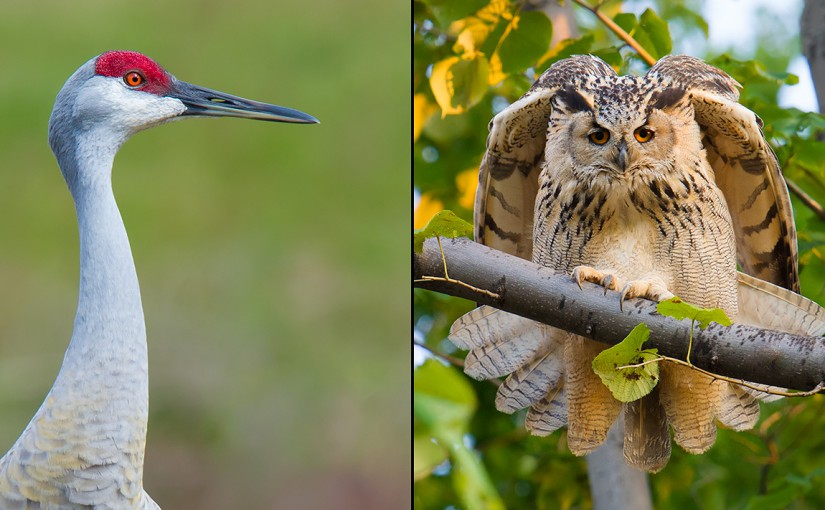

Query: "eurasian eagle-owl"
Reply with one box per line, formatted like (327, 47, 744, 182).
(449, 55, 823, 472)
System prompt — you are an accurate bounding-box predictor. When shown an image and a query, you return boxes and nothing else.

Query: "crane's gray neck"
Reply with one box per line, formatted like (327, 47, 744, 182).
(54, 130, 146, 371)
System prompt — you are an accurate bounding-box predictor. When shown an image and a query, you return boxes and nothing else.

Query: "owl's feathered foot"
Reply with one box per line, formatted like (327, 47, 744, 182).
(572, 266, 674, 309)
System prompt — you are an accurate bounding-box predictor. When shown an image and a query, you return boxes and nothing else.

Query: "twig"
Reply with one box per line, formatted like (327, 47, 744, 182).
(415, 276, 501, 299)
(616, 357, 661, 370)
(571, 0, 656, 66)
(415, 236, 503, 300)
(617, 355, 825, 398)
(786, 177, 825, 224)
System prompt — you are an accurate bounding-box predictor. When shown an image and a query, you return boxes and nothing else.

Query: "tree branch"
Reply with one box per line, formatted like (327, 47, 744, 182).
(414, 237, 825, 392)
(571, 0, 657, 66)
(786, 177, 825, 224)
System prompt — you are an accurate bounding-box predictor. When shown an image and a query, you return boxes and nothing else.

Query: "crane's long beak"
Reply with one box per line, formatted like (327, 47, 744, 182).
(170, 79, 319, 124)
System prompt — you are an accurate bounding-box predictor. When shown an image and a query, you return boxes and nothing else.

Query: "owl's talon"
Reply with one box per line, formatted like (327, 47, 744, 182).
(603, 274, 617, 294)
(619, 278, 675, 305)
(619, 284, 636, 311)
(572, 266, 624, 295)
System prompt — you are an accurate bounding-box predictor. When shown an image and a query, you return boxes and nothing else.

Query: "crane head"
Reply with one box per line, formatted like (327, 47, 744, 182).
(95, 50, 318, 124)
(48, 50, 318, 183)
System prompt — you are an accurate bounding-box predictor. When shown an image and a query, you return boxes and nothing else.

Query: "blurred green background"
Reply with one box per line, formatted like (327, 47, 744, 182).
(0, 1, 408, 509)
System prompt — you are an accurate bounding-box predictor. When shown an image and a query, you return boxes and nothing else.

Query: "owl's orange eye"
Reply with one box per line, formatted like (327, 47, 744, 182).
(123, 71, 145, 88)
(634, 126, 654, 143)
(588, 129, 610, 145)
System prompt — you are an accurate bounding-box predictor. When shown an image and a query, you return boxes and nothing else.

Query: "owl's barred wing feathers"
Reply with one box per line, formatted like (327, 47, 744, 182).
(736, 272, 825, 336)
(475, 56, 616, 258)
(648, 55, 799, 292)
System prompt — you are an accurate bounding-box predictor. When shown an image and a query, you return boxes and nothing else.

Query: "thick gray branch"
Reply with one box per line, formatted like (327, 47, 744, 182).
(414, 237, 825, 392)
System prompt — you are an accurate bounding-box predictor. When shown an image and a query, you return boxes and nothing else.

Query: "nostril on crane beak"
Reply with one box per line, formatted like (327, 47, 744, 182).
(617, 139, 628, 170)
(169, 78, 319, 124)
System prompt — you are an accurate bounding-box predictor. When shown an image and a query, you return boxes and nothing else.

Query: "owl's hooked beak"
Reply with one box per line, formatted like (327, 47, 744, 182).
(616, 139, 628, 171)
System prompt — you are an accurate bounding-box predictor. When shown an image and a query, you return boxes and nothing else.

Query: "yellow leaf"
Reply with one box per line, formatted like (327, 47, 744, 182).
(414, 193, 445, 229)
(449, 0, 511, 36)
(414, 94, 437, 142)
(478, 0, 511, 23)
(487, 52, 506, 85)
(456, 168, 479, 209)
(430, 54, 490, 116)
(453, 28, 477, 54)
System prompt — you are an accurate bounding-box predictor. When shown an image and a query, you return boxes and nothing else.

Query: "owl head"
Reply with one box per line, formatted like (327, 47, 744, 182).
(544, 75, 704, 184)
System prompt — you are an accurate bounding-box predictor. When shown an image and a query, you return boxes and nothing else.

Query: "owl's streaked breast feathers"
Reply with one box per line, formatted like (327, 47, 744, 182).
(454, 54, 822, 472)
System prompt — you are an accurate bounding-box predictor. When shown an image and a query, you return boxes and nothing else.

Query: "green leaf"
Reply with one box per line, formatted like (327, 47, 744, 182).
(414, 209, 474, 254)
(613, 12, 637, 34)
(638, 8, 672, 59)
(710, 55, 798, 87)
(414, 359, 504, 509)
(414, 358, 477, 428)
(789, 138, 825, 174)
(419, 0, 490, 26)
(536, 34, 594, 71)
(668, 5, 708, 36)
(590, 46, 623, 69)
(745, 485, 801, 510)
(414, 433, 449, 480)
(495, 11, 553, 74)
(656, 297, 732, 329)
(744, 468, 825, 510)
(799, 247, 825, 305)
(592, 324, 660, 402)
(429, 53, 490, 115)
(612, 9, 672, 61)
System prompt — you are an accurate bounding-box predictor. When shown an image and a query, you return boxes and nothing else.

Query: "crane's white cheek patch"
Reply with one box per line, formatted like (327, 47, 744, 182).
(75, 77, 186, 132)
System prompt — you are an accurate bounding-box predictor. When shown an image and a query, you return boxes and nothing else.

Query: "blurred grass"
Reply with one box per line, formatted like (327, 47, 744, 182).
(0, 1, 408, 508)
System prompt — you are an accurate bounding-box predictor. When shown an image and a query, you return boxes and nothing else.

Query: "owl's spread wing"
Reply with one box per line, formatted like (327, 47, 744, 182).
(734, 272, 825, 401)
(648, 55, 799, 291)
(476, 56, 616, 259)
(736, 272, 825, 335)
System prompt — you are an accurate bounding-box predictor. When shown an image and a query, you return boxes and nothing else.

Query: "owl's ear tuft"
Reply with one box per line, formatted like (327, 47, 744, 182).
(555, 86, 592, 113)
(650, 87, 687, 111)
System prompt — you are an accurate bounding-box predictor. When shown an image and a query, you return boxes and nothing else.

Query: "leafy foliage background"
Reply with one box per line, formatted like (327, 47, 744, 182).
(414, 1, 825, 508)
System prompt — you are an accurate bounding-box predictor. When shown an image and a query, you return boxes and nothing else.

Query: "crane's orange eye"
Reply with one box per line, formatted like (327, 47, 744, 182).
(123, 71, 145, 88)
(588, 129, 610, 145)
(634, 127, 654, 143)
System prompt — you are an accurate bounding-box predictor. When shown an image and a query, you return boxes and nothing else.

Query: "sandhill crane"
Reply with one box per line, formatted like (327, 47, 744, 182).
(0, 50, 317, 509)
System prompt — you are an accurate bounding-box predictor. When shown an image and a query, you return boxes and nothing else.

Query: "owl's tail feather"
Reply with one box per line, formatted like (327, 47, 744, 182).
(449, 306, 553, 380)
(717, 383, 760, 431)
(623, 387, 671, 473)
(450, 307, 571, 436)
(658, 365, 721, 454)
(565, 336, 622, 455)
(525, 383, 568, 436)
(495, 335, 565, 413)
